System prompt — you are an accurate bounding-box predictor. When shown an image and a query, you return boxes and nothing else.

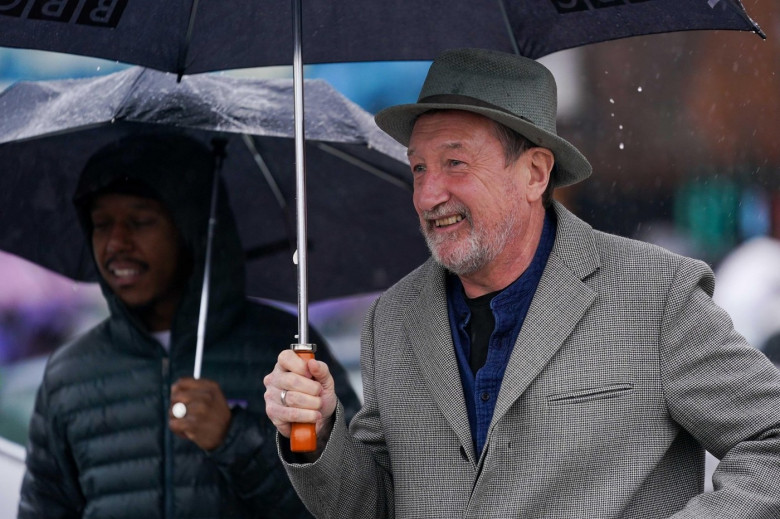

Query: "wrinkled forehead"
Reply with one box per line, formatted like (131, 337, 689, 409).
(408, 110, 501, 153)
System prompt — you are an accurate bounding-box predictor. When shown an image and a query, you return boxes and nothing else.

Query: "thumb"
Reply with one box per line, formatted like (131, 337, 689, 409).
(308, 359, 333, 389)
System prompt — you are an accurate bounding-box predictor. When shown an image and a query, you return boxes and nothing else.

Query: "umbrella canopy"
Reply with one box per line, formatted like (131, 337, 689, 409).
(0, 66, 428, 303)
(0, 0, 764, 75)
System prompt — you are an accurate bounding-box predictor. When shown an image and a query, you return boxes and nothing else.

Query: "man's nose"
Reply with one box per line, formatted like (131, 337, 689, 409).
(414, 169, 450, 212)
(105, 224, 132, 253)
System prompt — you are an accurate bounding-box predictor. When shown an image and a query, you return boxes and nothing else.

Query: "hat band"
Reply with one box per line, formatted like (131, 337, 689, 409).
(417, 94, 536, 126)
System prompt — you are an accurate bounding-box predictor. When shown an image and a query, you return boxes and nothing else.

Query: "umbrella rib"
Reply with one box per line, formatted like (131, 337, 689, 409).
(241, 134, 290, 211)
(317, 143, 413, 192)
(112, 68, 149, 122)
(724, 0, 766, 38)
(496, 0, 520, 55)
(178, 0, 202, 79)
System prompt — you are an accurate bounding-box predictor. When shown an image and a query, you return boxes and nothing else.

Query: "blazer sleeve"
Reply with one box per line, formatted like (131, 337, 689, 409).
(17, 376, 85, 519)
(661, 258, 780, 518)
(280, 298, 395, 519)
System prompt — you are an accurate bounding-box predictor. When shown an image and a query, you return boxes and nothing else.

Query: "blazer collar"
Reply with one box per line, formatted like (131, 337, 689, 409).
(490, 202, 599, 429)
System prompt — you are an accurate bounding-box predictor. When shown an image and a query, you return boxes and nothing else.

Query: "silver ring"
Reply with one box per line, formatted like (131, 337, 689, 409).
(172, 402, 187, 419)
(280, 390, 288, 407)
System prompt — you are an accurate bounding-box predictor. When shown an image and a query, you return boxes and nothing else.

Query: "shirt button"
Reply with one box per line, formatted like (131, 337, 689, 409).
(480, 392, 491, 402)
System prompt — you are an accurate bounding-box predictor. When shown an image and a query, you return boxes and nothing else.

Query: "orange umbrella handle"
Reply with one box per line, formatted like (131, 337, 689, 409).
(290, 349, 317, 452)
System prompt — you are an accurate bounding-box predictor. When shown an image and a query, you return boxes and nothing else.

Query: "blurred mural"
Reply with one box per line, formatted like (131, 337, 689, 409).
(0, 1, 777, 513)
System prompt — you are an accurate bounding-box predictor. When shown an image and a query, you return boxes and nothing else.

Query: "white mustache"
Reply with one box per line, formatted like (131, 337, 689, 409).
(421, 202, 470, 222)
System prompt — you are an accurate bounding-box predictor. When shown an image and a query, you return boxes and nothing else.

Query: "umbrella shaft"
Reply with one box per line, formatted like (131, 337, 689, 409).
(292, 0, 309, 345)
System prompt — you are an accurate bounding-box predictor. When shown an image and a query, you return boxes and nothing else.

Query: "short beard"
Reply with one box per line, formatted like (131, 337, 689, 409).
(421, 203, 517, 276)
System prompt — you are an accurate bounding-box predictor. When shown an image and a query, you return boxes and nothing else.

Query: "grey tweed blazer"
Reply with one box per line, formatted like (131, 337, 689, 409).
(284, 202, 780, 519)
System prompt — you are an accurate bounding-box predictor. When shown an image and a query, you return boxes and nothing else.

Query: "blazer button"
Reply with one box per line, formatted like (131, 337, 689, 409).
(480, 392, 491, 402)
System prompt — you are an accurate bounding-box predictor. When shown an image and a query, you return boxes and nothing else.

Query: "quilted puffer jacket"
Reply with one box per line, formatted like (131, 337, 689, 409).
(17, 134, 361, 518)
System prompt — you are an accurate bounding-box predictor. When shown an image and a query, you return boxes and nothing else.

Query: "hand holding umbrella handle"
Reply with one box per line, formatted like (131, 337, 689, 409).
(290, 344, 317, 452)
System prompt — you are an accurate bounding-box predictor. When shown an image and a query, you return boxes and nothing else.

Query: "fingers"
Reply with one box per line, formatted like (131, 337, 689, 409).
(276, 349, 313, 377)
(169, 377, 231, 450)
(265, 351, 329, 401)
(171, 377, 221, 399)
(264, 351, 336, 437)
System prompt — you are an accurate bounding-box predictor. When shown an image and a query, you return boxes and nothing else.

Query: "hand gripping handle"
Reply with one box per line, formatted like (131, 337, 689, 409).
(290, 344, 317, 452)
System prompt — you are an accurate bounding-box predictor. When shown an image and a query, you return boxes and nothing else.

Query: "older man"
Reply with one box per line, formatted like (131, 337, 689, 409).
(264, 48, 780, 518)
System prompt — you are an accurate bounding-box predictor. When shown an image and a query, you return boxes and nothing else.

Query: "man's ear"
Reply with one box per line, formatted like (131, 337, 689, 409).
(526, 147, 554, 202)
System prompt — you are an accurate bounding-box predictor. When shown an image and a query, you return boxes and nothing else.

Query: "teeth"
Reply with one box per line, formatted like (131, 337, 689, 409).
(112, 268, 139, 278)
(434, 215, 463, 227)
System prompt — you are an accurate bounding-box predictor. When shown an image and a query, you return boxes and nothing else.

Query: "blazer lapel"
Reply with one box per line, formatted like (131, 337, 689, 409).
(490, 203, 599, 429)
(404, 261, 475, 461)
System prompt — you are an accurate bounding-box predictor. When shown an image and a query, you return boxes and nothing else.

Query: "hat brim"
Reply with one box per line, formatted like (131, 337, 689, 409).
(375, 103, 592, 188)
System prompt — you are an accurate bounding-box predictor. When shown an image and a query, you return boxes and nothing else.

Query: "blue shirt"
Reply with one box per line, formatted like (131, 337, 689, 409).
(446, 212, 556, 456)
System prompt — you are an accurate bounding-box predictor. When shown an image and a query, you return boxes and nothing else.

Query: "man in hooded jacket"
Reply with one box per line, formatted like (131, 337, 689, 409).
(18, 132, 360, 518)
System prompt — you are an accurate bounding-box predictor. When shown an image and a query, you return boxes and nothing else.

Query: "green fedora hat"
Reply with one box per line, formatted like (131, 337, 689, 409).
(375, 48, 592, 188)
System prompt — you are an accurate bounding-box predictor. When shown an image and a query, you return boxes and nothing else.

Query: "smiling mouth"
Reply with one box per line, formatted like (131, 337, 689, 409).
(434, 214, 464, 228)
(105, 258, 147, 282)
(110, 267, 142, 278)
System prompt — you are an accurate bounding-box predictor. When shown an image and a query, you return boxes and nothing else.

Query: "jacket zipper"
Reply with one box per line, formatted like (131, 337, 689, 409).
(162, 356, 173, 519)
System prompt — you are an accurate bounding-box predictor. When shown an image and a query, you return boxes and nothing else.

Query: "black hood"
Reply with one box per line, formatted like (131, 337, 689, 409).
(73, 131, 247, 349)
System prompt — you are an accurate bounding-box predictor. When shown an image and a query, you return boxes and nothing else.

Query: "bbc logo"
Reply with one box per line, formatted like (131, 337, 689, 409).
(550, 0, 654, 14)
(0, 0, 128, 28)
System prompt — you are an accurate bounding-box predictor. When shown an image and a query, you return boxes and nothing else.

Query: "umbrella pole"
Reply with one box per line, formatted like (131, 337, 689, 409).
(290, 0, 317, 453)
(193, 139, 227, 379)
(292, 0, 310, 346)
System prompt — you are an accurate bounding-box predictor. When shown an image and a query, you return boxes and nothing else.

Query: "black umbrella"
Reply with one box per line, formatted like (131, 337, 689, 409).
(1, 0, 765, 450)
(0, 0, 765, 328)
(0, 1, 764, 74)
(0, 66, 425, 301)
(0, 66, 428, 370)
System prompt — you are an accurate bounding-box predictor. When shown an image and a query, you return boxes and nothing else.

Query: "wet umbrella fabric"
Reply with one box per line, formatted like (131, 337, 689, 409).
(0, 0, 764, 75)
(0, 67, 428, 303)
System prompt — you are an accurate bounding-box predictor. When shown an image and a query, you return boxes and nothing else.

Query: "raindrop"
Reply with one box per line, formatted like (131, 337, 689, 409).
(619, 143, 625, 150)
(619, 125, 624, 130)
(609, 98, 615, 104)
(637, 86, 643, 93)
(110, 118, 116, 123)
(96, 66, 101, 71)
(610, 113, 615, 118)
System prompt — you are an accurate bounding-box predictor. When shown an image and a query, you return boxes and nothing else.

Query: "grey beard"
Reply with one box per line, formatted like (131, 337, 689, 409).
(422, 217, 515, 276)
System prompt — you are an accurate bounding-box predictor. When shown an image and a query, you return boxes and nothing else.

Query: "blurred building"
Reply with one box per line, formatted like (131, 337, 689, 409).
(559, 0, 779, 265)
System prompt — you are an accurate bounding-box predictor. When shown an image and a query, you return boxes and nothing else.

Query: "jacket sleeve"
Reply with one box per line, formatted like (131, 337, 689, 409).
(279, 298, 395, 519)
(18, 376, 85, 519)
(207, 406, 315, 518)
(662, 258, 780, 518)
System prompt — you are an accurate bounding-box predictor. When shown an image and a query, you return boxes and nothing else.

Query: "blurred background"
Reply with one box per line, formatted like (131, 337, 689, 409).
(0, 0, 778, 514)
